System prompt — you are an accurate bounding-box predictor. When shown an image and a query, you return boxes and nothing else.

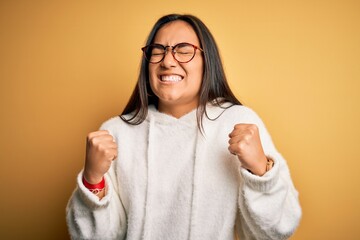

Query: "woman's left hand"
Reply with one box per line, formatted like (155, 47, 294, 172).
(228, 124, 268, 176)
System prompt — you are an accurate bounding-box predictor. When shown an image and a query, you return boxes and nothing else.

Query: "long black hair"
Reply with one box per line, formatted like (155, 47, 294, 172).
(120, 14, 242, 131)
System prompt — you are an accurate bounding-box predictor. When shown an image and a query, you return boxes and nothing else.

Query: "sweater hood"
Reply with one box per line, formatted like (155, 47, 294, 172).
(146, 105, 198, 128)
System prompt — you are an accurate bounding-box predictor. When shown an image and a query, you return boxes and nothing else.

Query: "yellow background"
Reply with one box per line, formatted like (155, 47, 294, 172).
(1, 0, 359, 239)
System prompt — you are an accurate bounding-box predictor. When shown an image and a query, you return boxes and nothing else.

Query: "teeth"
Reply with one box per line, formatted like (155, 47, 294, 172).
(161, 75, 182, 82)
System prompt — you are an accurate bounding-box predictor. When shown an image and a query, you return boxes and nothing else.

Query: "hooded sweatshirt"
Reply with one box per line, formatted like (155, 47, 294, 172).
(66, 103, 301, 240)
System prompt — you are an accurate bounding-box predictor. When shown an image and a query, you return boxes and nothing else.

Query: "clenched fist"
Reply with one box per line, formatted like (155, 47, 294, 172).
(83, 130, 117, 184)
(228, 124, 267, 176)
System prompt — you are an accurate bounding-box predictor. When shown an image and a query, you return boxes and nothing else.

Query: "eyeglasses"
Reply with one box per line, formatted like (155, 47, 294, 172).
(141, 42, 203, 64)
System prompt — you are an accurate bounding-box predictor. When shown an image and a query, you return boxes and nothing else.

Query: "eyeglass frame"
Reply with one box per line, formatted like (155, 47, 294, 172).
(141, 42, 204, 64)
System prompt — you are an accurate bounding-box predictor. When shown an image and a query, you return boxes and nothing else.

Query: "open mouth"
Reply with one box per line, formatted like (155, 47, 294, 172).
(160, 75, 183, 82)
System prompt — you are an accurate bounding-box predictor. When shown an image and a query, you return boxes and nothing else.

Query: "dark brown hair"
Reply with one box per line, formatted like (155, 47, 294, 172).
(120, 14, 241, 131)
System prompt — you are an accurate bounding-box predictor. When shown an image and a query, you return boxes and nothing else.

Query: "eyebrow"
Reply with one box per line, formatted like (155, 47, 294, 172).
(151, 42, 198, 47)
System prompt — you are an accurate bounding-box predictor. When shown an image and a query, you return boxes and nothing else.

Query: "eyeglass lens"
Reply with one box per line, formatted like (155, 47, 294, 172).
(145, 43, 196, 63)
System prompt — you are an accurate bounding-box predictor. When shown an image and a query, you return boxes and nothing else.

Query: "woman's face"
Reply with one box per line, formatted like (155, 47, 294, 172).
(149, 20, 204, 116)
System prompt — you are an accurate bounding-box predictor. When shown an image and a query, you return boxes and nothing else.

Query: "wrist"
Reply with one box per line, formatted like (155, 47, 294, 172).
(248, 156, 273, 176)
(83, 169, 103, 184)
(82, 175, 105, 195)
(265, 157, 274, 172)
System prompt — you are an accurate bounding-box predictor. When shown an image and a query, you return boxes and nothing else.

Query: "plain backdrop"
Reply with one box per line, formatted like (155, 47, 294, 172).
(0, 0, 359, 239)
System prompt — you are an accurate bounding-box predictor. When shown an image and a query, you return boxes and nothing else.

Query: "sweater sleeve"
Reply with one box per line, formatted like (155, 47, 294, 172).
(236, 109, 302, 240)
(66, 118, 127, 240)
(66, 165, 127, 240)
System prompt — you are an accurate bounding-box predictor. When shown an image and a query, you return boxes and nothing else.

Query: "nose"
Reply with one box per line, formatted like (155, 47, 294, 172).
(161, 47, 177, 68)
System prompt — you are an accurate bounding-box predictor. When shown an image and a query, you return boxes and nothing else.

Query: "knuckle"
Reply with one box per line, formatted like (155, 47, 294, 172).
(96, 143, 106, 152)
(106, 134, 114, 141)
(246, 124, 257, 135)
(86, 132, 95, 141)
(89, 137, 98, 146)
(103, 149, 110, 155)
(237, 141, 246, 151)
(243, 134, 251, 142)
(228, 146, 235, 155)
(234, 124, 243, 129)
(249, 124, 258, 131)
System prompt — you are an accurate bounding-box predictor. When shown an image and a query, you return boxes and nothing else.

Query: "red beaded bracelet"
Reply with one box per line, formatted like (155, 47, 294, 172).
(82, 176, 105, 195)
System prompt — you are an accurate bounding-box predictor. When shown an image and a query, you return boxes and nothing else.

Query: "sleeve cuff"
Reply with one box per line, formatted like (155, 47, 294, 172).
(239, 154, 281, 192)
(76, 170, 113, 209)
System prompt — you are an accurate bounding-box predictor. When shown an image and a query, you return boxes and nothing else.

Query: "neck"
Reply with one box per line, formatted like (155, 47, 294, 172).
(158, 101, 198, 118)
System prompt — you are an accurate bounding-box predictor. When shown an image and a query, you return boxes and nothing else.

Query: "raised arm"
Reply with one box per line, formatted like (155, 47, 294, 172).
(66, 130, 127, 239)
(230, 110, 301, 239)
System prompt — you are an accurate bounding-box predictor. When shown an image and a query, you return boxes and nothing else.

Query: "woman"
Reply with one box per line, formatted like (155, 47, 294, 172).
(66, 14, 301, 240)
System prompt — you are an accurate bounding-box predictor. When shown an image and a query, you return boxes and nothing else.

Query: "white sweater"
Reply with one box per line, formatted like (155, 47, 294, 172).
(66, 104, 301, 240)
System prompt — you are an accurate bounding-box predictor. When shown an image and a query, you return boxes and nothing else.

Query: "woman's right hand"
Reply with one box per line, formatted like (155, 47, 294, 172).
(83, 130, 118, 184)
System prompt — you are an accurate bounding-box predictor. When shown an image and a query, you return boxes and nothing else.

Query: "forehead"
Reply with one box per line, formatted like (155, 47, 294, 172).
(153, 20, 200, 45)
